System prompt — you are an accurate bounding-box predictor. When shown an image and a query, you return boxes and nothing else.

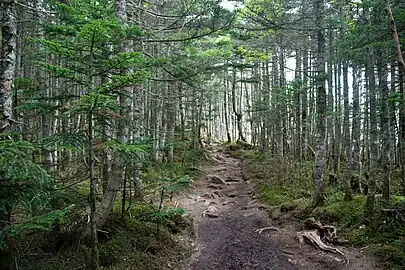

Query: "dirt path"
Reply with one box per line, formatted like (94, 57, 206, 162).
(178, 149, 381, 270)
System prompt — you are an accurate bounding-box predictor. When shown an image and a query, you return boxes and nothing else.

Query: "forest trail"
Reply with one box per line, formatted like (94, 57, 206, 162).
(177, 147, 381, 270)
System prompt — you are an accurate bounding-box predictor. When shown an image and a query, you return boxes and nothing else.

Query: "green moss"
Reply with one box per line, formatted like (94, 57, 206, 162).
(345, 228, 371, 245)
(98, 214, 190, 269)
(75, 179, 90, 196)
(311, 196, 365, 227)
(259, 184, 295, 205)
(392, 195, 405, 203)
(239, 150, 405, 269)
(324, 187, 346, 204)
(372, 242, 405, 269)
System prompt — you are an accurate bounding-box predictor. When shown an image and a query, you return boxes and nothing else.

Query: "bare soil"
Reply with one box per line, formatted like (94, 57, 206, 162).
(177, 149, 383, 270)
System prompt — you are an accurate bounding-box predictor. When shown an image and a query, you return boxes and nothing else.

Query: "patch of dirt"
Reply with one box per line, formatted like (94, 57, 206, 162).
(177, 149, 382, 270)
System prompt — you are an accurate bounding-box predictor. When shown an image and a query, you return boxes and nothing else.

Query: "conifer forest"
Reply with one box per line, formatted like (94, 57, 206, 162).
(1, 0, 405, 269)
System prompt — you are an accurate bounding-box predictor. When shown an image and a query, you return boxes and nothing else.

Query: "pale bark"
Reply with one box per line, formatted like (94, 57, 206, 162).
(342, 62, 352, 200)
(313, 0, 326, 207)
(351, 65, 361, 193)
(231, 68, 246, 142)
(326, 29, 334, 171)
(365, 46, 378, 219)
(0, 0, 17, 132)
(302, 41, 309, 160)
(88, 111, 99, 270)
(387, 2, 405, 195)
(386, 2, 405, 72)
(92, 0, 132, 231)
(399, 68, 405, 194)
(295, 49, 302, 160)
(378, 52, 390, 203)
(223, 72, 231, 142)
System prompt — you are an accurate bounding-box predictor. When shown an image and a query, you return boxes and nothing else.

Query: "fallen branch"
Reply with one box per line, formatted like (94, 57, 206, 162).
(255, 226, 280, 234)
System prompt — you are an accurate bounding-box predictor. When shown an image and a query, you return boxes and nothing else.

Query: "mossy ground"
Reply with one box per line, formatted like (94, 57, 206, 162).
(11, 155, 200, 270)
(16, 205, 192, 270)
(229, 146, 405, 269)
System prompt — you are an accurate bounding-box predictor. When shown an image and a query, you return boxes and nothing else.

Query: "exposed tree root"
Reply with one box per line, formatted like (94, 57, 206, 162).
(296, 230, 343, 256)
(304, 217, 337, 243)
(296, 218, 350, 265)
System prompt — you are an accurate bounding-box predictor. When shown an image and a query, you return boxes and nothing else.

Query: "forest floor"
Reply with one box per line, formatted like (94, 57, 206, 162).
(176, 147, 383, 270)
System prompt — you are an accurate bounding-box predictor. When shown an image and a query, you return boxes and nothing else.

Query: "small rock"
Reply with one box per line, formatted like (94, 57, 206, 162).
(213, 191, 223, 197)
(206, 212, 219, 218)
(202, 193, 215, 199)
(204, 200, 217, 206)
(227, 192, 237, 198)
(208, 175, 226, 185)
(222, 200, 238, 205)
(212, 167, 227, 172)
(207, 184, 223, 189)
(225, 177, 240, 183)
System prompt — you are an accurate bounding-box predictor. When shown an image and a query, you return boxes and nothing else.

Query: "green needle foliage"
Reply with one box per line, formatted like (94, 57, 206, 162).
(0, 139, 54, 248)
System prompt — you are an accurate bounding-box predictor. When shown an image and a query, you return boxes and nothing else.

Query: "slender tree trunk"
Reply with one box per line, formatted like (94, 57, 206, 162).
(224, 71, 231, 142)
(365, 38, 378, 220)
(400, 68, 405, 194)
(333, 61, 342, 176)
(378, 51, 391, 203)
(88, 111, 99, 270)
(351, 65, 361, 193)
(302, 40, 309, 160)
(295, 49, 302, 160)
(231, 68, 246, 142)
(387, 2, 405, 194)
(326, 29, 334, 176)
(387, 2, 405, 72)
(92, 0, 132, 231)
(0, 0, 17, 132)
(313, 0, 326, 207)
(343, 61, 352, 200)
(0, 1, 17, 267)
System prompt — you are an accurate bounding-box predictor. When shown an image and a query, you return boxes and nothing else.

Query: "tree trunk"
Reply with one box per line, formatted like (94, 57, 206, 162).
(400, 68, 405, 194)
(231, 68, 246, 142)
(365, 41, 378, 220)
(91, 0, 132, 231)
(224, 71, 231, 142)
(326, 29, 334, 174)
(0, 0, 17, 132)
(342, 61, 352, 200)
(351, 65, 361, 193)
(88, 111, 100, 270)
(295, 49, 302, 160)
(302, 40, 309, 160)
(313, 0, 326, 207)
(377, 51, 391, 203)
(0, 1, 17, 266)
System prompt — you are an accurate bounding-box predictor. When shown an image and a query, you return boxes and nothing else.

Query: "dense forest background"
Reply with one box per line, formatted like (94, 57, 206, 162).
(1, 0, 405, 269)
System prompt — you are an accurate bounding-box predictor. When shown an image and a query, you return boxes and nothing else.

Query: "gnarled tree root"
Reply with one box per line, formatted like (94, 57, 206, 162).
(297, 229, 343, 256)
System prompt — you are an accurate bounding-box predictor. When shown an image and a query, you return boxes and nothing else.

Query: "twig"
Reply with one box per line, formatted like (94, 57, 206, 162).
(255, 226, 280, 234)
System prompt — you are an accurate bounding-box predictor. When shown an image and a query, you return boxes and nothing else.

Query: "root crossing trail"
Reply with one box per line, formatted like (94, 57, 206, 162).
(178, 149, 381, 270)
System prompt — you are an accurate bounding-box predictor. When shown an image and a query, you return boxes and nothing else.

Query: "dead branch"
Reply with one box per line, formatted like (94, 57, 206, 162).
(387, 2, 405, 72)
(255, 226, 280, 234)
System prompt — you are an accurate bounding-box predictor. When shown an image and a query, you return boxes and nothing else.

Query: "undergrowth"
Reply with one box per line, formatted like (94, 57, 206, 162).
(2, 142, 204, 270)
(229, 145, 405, 269)
(16, 204, 192, 270)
